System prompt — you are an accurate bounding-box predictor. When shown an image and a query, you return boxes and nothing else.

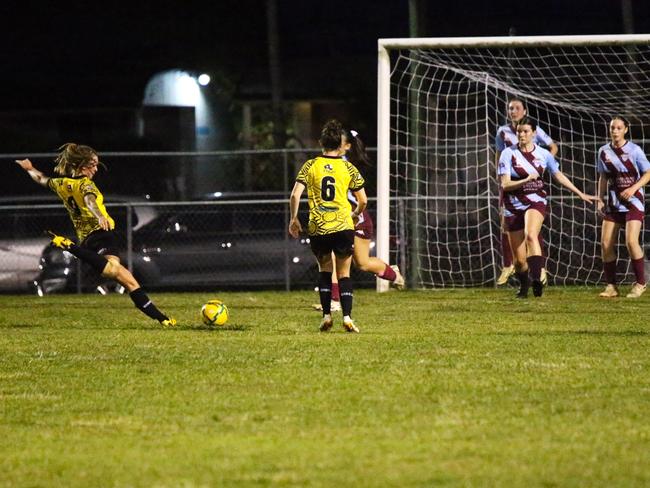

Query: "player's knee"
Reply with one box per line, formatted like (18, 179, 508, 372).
(355, 258, 370, 272)
(101, 259, 120, 279)
(524, 231, 538, 245)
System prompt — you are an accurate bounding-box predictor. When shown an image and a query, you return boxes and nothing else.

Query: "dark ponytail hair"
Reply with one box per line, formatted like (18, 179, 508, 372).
(319, 119, 345, 152)
(516, 116, 538, 131)
(508, 96, 527, 111)
(345, 129, 372, 171)
(610, 115, 630, 129)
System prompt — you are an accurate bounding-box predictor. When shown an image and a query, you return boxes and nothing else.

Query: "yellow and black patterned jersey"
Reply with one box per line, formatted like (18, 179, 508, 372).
(47, 176, 115, 243)
(296, 155, 365, 236)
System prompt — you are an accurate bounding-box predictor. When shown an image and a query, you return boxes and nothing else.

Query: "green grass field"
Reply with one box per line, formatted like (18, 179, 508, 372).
(1, 288, 650, 487)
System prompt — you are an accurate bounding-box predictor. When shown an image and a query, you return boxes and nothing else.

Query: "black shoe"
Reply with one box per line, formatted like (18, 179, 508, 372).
(532, 280, 543, 297)
(515, 288, 528, 299)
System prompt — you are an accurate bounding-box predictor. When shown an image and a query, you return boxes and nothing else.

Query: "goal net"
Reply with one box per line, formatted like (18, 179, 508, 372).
(376, 35, 650, 289)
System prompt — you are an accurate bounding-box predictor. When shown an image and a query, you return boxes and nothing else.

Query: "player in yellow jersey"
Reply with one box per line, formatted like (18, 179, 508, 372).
(15, 143, 176, 327)
(289, 120, 368, 332)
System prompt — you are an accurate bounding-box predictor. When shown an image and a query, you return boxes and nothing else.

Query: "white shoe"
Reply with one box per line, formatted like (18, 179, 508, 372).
(626, 282, 646, 298)
(391, 265, 405, 290)
(319, 315, 333, 332)
(540, 267, 548, 286)
(496, 265, 515, 285)
(343, 317, 359, 333)
(599, 284, 619, 298)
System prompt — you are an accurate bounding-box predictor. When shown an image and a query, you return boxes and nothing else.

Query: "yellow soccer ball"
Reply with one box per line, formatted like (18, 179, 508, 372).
(201, 299, 229, 326)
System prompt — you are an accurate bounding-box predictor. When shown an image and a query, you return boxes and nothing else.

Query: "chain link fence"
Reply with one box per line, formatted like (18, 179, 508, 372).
(0, 148, 383, 294)
(1, 199, 383, 294)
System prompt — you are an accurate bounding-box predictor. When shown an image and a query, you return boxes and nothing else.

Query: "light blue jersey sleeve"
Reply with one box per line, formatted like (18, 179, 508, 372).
(596, 146, 607, 174)
(534, 127, 554, 147)
(497, 148, 512, 176)
(495, 129, 505, 152)
(634, 144, 650, 173)
(545, 150, 560, 175)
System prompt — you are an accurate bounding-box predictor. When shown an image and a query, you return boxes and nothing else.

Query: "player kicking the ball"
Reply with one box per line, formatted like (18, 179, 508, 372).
(16, 143, 176, 327)
(289, 120, 367, 332)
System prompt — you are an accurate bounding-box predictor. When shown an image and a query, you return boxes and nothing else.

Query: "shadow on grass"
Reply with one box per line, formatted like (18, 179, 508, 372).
(490, 329, 648, 337)
(0, 323, 42, 329)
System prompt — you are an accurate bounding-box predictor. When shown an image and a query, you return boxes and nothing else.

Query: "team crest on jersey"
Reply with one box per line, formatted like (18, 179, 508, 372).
(324, 164, 333, 172)
(67, 184, 73, 191)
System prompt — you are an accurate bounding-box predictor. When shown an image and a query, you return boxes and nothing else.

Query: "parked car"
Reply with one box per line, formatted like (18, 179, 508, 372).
(33, 192, 378, 293)
(33, 193, 316, 292)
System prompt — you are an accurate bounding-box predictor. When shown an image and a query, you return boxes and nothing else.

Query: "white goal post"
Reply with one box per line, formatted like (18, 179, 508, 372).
(377, 34, 650, 291)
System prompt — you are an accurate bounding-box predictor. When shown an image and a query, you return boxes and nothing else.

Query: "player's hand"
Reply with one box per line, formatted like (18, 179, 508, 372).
(288, 218, 302, 238)
(527, 172, 539, 181)
(596, 199, 606, 217)
(351, 213, 360, 225)
(620, 187, 636, 201)
(98, 216, 111, 231)
(15, 158, 33, 171)
(579, 193, 599, 204)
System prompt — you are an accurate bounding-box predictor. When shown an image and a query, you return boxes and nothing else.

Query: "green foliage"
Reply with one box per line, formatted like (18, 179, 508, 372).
(1, 288, 649, 486)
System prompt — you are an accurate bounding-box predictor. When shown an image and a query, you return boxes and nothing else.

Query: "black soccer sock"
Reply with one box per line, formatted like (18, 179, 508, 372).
(129, 288, 169, 322)
(339, 277, 353, 317)
(318, 272, 332, 315)
(516, 271, 529, 294)
(66, 244, 109, 274)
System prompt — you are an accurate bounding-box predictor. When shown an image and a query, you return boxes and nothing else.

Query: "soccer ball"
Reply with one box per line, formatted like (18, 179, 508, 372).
(201, 299, 229, 326)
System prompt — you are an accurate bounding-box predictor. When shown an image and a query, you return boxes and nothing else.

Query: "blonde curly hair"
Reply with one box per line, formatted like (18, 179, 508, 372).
(53, 143, 100, 176)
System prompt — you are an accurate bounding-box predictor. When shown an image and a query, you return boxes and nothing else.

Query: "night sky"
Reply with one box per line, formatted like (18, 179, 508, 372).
(1, 1, 650, 112)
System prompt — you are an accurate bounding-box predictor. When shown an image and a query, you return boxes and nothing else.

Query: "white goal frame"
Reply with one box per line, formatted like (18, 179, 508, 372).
(376, 34, 650, 292)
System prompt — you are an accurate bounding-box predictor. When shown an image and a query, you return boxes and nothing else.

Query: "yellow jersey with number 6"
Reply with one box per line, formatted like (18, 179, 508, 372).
(295, 155, 365, 236)
(47, 176, 115, 242)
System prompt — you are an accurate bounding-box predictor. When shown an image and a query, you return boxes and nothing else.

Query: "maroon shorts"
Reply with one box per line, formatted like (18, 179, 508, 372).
(505, 203, 547, 232)
(354, 210, 374, 240)
(603, 208, 644, 225)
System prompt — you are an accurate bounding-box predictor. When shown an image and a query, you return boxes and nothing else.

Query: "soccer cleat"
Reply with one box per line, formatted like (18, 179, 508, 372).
(311, 300, 341, 312)
(319, 315, 333, 332)
(47, 231, 73, 250)
(496, 265, 515, 286)
(540, 267, 549, 286)
(626, 282, 646, 298)
(391, 265, 406, 290)
(532, 280, 543, 297)
(598, 284, 619, 298)
(160, 317, 177, 327)
(515, 287, 528, 299)
(342, 317, 359, 333)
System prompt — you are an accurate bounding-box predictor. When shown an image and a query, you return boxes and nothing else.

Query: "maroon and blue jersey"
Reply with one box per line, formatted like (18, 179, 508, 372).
(498, 145, 560, 217)
(597, 141, 650, 214)
(495, 124, 554, 152)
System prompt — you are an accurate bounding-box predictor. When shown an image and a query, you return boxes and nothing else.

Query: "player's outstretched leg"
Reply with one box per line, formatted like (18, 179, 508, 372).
(49, 231, 176, 326)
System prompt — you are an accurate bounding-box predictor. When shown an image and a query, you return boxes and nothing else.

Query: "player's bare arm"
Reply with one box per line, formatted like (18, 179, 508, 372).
(620, 170, 650, 201)
(288, 181, 305, 238)
(552, 171, 596, 203)
(351, 188, 368, 223)
(500, 172, 538, 192)
(596, 174, 608, 216)
(548, 142, 559, 157)
(83, 193, 112, 230)
(15, 158, 50, 187)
